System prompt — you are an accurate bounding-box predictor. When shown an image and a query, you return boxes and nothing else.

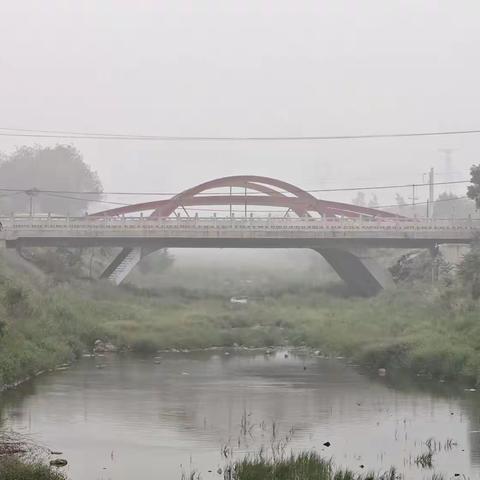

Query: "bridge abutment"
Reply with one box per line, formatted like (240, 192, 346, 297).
(315, 247, 395, 296)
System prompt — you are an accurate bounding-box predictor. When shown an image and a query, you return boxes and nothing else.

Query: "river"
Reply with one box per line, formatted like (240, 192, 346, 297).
(0, 349, 479, 479)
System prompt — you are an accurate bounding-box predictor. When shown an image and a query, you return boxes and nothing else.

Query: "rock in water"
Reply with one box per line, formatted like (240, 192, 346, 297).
(50, 459, 68, 467)
(94, 339, 117, 353)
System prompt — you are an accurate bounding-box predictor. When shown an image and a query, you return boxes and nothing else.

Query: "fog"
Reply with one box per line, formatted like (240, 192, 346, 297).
(1, 0, 479, 206)
(3, 5, 480, 478)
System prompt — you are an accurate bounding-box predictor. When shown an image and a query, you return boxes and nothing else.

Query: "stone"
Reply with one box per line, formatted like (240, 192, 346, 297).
(104, 342, 117, 352)
(50, 459, 68, 467)
(93, 340, 117, 353)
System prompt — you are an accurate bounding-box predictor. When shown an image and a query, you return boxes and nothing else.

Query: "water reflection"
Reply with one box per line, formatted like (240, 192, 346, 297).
(0, 350, 478, 479)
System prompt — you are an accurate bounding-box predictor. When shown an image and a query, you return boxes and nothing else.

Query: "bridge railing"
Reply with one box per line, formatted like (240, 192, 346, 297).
(1, 215, 480, 232)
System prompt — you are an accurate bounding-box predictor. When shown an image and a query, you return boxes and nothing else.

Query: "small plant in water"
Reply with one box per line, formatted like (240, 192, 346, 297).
(229, 452, 403, 480)
(414, 451, 433, 469)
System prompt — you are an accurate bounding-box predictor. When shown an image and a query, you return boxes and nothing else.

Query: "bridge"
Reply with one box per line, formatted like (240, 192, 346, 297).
(1, 175, 477, 296)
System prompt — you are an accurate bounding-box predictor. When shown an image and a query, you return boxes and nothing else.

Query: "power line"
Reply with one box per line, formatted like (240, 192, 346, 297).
(2, 187, 469, 213)
(0, 191, 23, 199)
(0, 179, 470, 197)
(43, 192, 128, 206)
(375, 195, 469, 210)
(33, 190, 473, 212)
(1, 127, 480, 142)
(301, 180, 468, 194)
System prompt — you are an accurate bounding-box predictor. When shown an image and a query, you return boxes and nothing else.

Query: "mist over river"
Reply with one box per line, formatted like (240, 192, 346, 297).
(1, 350, 479, 479)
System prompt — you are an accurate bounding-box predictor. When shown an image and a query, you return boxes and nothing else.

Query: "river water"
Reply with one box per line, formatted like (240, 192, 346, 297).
(1, 349, 479, 479)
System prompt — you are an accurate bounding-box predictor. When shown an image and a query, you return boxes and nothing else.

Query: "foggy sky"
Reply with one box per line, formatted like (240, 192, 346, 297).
(1, 0, 479, 206)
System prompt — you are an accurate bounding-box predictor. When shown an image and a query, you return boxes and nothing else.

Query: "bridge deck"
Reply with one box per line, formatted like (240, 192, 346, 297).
(1, 216, 478, 249)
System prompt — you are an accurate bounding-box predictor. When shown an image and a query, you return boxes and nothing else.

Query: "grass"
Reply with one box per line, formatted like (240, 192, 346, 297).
(0, 457, 66, 480)
(231, 452, 401, 480)
(230, 453, 446, 480)
(414, 451, 434, 469)
(0, 248, 480, 389)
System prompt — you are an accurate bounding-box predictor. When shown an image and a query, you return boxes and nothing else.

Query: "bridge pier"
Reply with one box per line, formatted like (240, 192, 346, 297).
(102, 244, 395, 296)
(314, 248, 395, 296)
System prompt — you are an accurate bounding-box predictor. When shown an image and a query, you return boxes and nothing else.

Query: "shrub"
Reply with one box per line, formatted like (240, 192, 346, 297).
(0, 458, 66, 480)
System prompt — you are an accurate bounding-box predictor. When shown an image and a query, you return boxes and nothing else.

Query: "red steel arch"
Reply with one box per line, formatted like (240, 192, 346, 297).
(92, 175, 400, 219)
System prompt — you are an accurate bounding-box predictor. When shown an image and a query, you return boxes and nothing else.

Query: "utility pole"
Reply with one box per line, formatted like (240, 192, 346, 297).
(428, 167, 434, 218)
(25, 188, 39, 216)
(408, 184, 418, 215)
(439, 148, 455, 194)
(244, 184, 248, 218)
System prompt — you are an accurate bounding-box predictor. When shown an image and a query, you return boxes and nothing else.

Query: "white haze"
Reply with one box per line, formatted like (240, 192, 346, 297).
(1, 0, 479, 206)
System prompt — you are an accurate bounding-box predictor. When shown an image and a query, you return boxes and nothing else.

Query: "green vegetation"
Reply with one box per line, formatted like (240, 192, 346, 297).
(414, 451, 433, 469)
(467, 163, 480, 209)
(0, 457, 66, 480)
(229, 452, 441, 479)
(458, 237, 480, 299)
(0, 247, 480, 388)
(231, 452, 397, 480)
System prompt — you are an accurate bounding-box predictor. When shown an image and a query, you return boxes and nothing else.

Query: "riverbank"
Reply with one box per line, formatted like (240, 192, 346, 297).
(0, 457, 66, 480)
(0, 249, 479, 391)
(0, 430, 66, 480)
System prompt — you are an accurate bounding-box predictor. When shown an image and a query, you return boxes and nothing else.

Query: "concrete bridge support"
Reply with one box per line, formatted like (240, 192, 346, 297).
(100, 246, 157, 285)
(103, 245, 395, 297)
(314, 248, 395, 296)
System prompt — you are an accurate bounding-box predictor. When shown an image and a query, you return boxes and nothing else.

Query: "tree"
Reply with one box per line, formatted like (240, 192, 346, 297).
(351, 192, 366, 207)
(368, 194, 379, 208)
(137, 249, 174, 275)
(457, 237, 480, 299)
(395, 193, 407, 207)
(0, 145, 102, 215)
(433, 192, 476, 219)
(467, 164, 480, 208)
